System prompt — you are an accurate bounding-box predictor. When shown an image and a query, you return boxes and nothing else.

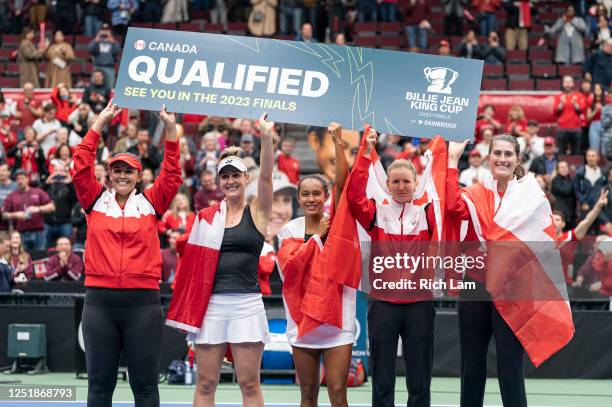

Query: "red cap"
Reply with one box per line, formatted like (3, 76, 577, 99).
(469, 149, 482, 157)
(108, 153, 143, 171)
(544, 137, 556, 146)
(439, 40, 450, 48)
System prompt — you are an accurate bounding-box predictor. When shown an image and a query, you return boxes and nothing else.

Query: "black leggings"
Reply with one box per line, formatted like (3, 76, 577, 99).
(368, 300, 435, 407)
(82, 288, 164, 407)
(459, 282, 527, 407)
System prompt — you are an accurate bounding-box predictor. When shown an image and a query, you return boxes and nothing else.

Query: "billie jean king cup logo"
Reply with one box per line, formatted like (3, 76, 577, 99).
(424, 67, 459, 95)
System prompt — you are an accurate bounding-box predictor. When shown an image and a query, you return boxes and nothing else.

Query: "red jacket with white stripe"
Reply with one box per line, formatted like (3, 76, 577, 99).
(72, 129, 182, 290)
(347, 153, 436, 304)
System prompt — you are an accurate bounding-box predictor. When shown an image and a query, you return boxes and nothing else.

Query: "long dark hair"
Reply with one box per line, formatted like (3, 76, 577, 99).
(591, 83, 606, 108)
(488, 134, 525, 179)
(297, 174, 329, 196)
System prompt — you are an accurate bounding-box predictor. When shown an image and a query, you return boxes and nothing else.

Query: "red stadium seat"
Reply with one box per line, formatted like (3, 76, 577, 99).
(2, 35, 19, 48)
(537, 78, 561, 91)
(508, 79, 535, 90)
(506, 50, 527, 63)
(558, 65, 583, 78)
(505, 63, 530, 79)
(227, 23, 247, 35)
(73, 35, 93, 45)
(179, 22, 202, 32)
(379, 22, 402, 33)
(203, 23, 223, 33)
(482, 78, 507, 90)
(75, 49, 90, 59)
(0, 76, 20, 88)
(483, 64, 503, 78)
(4, 62, 19, 76)
(354, 22, 377, 37)
(379, 36, 402, 50)
(355, 36, 377, 47)
(157, 22, 178, 30)
(532, 64, 557, 78)
(0, 48, 15, 60)
(131, 22, 154, 28)
(70, 63, 83, 75)
(530, 49, 553, 63)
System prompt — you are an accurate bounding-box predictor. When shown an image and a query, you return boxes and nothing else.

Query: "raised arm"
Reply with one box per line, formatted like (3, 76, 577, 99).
(347, 128, 377, 230)
(329, 122, 349, 208)
(144, 106, 182, 215)
(446, 140, 471, 220)
(251, 113, 274, 234)
(574, 190, 608, 240)
(72, 100, 121, 211)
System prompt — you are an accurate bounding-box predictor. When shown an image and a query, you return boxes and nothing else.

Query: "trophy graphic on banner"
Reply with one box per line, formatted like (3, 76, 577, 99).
(424, 67, 459, 95)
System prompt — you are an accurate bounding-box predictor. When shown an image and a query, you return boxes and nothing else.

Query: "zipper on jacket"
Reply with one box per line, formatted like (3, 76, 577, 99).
(118, 208, 125, 288)
(399, 204, 406, 236)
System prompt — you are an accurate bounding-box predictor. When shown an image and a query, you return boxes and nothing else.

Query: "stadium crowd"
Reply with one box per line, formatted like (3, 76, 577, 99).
(0, 0, 610, 297)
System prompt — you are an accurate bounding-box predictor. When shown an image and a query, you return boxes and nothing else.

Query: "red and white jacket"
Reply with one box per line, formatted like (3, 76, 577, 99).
(72, 129, 182, 290)
(347, 152, 437, 304)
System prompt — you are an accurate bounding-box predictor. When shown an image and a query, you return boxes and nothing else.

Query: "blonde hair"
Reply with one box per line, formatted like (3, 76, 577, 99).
(387, 159, 417, 179)
(219, 146, 246, 160)
(508, 105, 526, 121)
(9, 231, 29, 267)
(170, 192, 191, 215)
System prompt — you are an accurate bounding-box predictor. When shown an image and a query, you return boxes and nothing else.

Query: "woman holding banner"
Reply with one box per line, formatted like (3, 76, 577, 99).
(347, 128, 438, 407)
(276, 122, 355, 407)
(166, 113, 275, 407)
(446, 135, 574, 407)
(73, 100, 182, 407)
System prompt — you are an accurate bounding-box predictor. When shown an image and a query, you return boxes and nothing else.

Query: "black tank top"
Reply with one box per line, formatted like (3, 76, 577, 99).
(212, 206, 265, 294)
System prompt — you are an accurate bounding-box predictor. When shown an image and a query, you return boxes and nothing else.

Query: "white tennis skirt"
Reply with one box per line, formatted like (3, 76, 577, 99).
(188, 293, 271, 345)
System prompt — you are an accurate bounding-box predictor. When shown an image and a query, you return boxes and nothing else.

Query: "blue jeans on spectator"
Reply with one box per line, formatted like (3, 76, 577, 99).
(45, 223, 73, 247)
(21, 230, 46, 252)
(84, 15, 102, 38)
(279, 6, 303, 35)
(405, 25, 428, 49)
(358, 0, 378, 22)
(379, 3, 397, 22)
(589, 121, 603, 153)
(478, 12, 497, 36)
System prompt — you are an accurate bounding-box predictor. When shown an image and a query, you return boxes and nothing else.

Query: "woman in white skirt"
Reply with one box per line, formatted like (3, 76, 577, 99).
(276, 123, 356, 407)
(184, 114, 274, 407)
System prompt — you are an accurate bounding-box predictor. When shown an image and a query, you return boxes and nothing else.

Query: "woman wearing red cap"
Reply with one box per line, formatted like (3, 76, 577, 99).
(72, 100, 182, 407)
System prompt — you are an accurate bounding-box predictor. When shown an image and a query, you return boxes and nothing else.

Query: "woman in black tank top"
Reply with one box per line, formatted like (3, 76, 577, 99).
(193, 114, 274, 407)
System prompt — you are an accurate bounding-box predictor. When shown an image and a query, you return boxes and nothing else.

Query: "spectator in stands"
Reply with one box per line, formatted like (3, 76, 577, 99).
(503, 0, 532, 51)
(71, 202, 86, 253)
(438, 39, 451, 56)
(161, 230, 180, 283)
(325, 0, 344, 38)
(401, 0, 431, 51)
(334, 32, 346, 45)
(552, 161, 576, 229)
(587, 83, 610, 152)
(7, 231, 32, 283)
(161, 0, 189, 23)
(574, 149, 608, 231)
(0, 233, 11, 292)
(1, 169, 55, 251)
(0, 92, 18, 123)
(303, 1, 319, 36)
(307, 125, 360, 182)
(44, 153, 77, 246)
(278, 0, 303, 36)
(480, 30, 506, 65)
(555, 75, 586, 155)
(28, 2, 46, 29)
(16, 82, 43, 128)
(585, 38, 612, 89)
(598, 166, 612, 231)
(546, 5, 587, 65)
(248, 171, 296, 240)
(240, 133, 259, 162)
(603, 101, 612, 159)
(277, 137, 300, 185)
(519, 120, 545, 170)
(88, 24, 122, 89)
(45, 237, 84, 281)
(158, 193, 195, 243)
(588, 4, 610, 34)
(505, 105, 529, 138)
(456, 29, 482, 59)
(0, 163, 17, 233)
(48, 142, 73, 174)
(380, 0, 398, 23)
(8, 0, 31, 35)
(443, 0, 468, 36)
(475, 104, 502, 142)
(196, 132, 221, 174)
(140, 0, 162, 23)
(591, 16, 611, 51)
(459, 149, 493, 186)
(248, 0, 277, 37)
(529, 136, 558, 177)
(33, 103, 62, 156)
(94, 162, 110, 187)
(0, 119, 16, 167)
(127, 129, 161, 172)
(574, 236, 612, 296)
(198, 116, 231, 137)
(358, 0, 379, 22)
(50, 84, 79, 125)
(194, 170, 225, 211)
(295, 22, 317, 42)
(11, 126, 47, 184)
(108, 0, 138, 37)
(114, 123, 138, 153)
(178, 137, 195, 190)
(473, 0, 500, 36)
(82, 0, 104, 37)
(67, 103, 94, 143)
(17, 26, 47, 88)
(83, 70, 111, 114)
(44, 31, 75, 88)
(53, 0, 77, 35)
(46, 127, 69, 161)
